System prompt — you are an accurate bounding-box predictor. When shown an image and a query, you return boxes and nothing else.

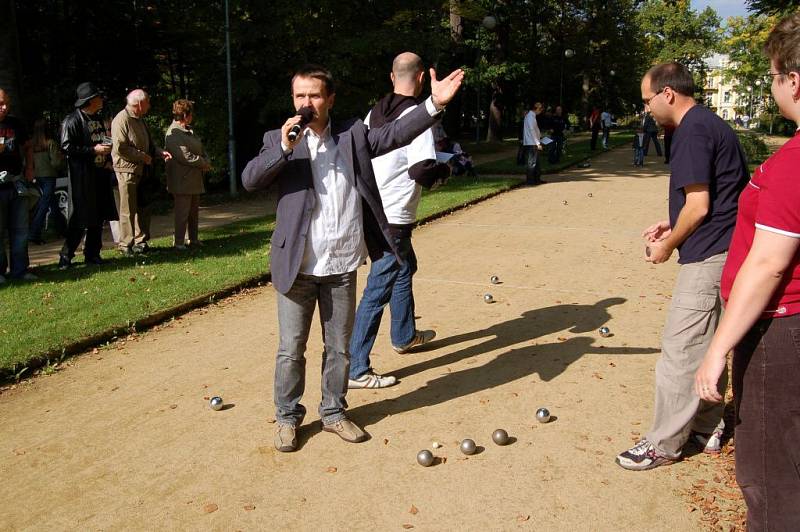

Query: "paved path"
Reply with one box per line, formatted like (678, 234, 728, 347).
(2, 146, 736, 530)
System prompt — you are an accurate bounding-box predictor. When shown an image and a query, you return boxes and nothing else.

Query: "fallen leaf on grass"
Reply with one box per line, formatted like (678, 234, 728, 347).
(409, 505, 418, 515)
(203, 503, 218, 513)
(326, 467, 337, 473)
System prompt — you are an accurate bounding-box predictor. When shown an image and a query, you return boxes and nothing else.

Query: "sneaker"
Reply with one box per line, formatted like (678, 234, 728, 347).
(393, 330, 436, 354)
(58, 256, 72, 271)
(616, 439, 675, 471)
(29, 237, 45, 245)
(20, 272, 38, 281)
(174, 244, 188, 251)
(348, 371, 397, 389)
(274, 423, 297, 452)
(691, 428, 723, 454)
(188, 240, 204, 248)
(323, 418, 368, 443)
(119, 247, 134, 257)
(85, 256, 105, 265)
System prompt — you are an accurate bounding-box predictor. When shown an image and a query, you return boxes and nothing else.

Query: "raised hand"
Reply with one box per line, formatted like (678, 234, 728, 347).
(430, 68, 465, 109)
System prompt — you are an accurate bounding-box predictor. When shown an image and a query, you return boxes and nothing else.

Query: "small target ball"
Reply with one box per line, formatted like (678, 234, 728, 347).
(432, 441, 441, 449)
(536, 407, 551, 423)
(460, 438, 477, 455)
(417, 449, 434, 467)
(599, 326, 611, 338)
(492, 429, 509, 445)
(209, 396, 224, 411)
(484, 293, 494, 304)
(490, 275, 500, 284)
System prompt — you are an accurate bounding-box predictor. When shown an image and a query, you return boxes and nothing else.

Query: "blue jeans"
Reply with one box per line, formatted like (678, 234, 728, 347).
(634, 147, 644, 166)
(29, 177, 66, 240)
(349, 236, 417, 379)
(274, 271, 356, 426)
(0, 186, 30, 278)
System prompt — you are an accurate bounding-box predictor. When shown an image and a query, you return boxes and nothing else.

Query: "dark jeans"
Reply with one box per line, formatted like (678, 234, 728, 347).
(349, 235, 417, 379)
(643, 131, 662, 156)
(29, 177, 66, 240)
(523, 145, 542, 184)
(733, 314, 800, 531)
(274, 271, 356, 426)
(590, 128, 600, 150)
(633, 147, 644, 166)
(601, 126, 610, 148)
(548, 134, 564, 164)
(60, 222, 102, 261)
(0, 186, 30, 278)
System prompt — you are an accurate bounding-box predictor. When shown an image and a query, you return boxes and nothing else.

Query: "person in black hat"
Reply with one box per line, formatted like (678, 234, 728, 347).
(58, 82, 118, 269)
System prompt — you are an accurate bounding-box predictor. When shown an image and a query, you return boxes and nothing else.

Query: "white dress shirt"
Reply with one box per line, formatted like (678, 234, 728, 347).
(299, 122, 367, 276)
(523, 110, 541, 147)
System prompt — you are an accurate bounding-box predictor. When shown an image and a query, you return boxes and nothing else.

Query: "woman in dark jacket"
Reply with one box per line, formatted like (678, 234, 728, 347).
(58, 82, 118, 269)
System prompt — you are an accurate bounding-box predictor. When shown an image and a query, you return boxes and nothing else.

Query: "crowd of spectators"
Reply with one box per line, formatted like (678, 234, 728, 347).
(0, 84, 211, 283)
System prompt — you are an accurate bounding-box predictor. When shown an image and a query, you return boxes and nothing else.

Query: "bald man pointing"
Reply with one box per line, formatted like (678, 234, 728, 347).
(347, 52, 451, 389)
(111, 89, 171, 255)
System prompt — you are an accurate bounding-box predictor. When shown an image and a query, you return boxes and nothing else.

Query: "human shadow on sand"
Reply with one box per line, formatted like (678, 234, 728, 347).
(299, 297, 660, 440)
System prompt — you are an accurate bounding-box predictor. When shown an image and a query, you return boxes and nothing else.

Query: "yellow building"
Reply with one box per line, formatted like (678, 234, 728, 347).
(703, 53, 749, 122)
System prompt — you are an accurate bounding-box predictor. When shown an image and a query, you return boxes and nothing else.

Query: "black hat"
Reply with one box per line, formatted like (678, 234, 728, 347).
(74, 82, 103, 108)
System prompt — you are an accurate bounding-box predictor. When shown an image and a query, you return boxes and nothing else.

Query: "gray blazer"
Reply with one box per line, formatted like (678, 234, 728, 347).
(242, 102, 441, 294)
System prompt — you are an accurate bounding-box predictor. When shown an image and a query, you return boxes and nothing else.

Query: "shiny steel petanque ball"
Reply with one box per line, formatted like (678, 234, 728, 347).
(490, 275, 500, 285)
(484, 293, 494, 304)
(417, 449, 434, 467)
(599, 326, 612, 338)
(535, 407, 551, 423)
(492, 429, 509, 446)
(209, 396, 224, 411)
(460, 438, 477, 455)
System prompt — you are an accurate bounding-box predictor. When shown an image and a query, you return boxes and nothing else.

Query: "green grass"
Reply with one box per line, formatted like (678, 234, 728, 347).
(0, 173, 520, 374)
(474, 131, 635, 175)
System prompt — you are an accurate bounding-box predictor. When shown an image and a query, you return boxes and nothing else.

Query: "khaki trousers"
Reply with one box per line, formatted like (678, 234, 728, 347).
(172, 193, 200, 245)
(646, 252, 728, 458)
(115, 172, 151, 249)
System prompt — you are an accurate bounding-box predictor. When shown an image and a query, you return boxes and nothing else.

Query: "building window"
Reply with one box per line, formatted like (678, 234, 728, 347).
(724, 91, 731, 103)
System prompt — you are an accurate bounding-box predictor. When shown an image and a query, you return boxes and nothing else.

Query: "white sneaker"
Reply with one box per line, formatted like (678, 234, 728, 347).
(393, 330, 436, 354)
(692, 428, 724, 454)
(348, 371, 397, 389)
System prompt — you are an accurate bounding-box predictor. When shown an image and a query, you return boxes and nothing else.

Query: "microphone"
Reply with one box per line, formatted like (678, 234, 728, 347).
(288, 107, 315, 142)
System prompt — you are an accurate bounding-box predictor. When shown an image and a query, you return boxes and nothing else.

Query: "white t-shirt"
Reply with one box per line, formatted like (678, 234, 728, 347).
(522, 110, 541, 146)
(365, 105, 436, 225)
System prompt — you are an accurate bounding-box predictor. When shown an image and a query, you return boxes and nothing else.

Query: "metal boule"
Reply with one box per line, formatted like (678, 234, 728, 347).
(209, 396, 224, 411)
(460, 438, 477, 455)
(417, 449, 434, 467)
(492, 429, 509, 446)
(536, 407, 551, 423)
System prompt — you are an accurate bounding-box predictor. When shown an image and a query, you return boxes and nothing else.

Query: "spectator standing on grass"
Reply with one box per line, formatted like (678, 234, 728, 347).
(29, 118, 66, 244)
(111, 89, 171, 256)
(58, 83, 118, 270)
(522, 101, 544, 185)
(241, 64, 463, 452)
(695, 13, 800, 529)
(548, 105, 568, 164)
(616, 61, 749, 471)
(642, 111, 662, 158)
(347, 52, 449, 390)
(0, 88, 36, 283)
(600, 108, 613, 149)
(165, 99, 210, 250)
(588, 106, 601, 150)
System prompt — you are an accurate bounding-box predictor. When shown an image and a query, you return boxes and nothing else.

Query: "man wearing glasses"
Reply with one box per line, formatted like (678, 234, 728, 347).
(616, 61, 749, 471)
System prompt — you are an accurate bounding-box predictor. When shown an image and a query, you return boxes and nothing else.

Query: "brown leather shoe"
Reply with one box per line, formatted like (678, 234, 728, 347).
(274, 423, 297, 452)
(323, 418, 368, 443)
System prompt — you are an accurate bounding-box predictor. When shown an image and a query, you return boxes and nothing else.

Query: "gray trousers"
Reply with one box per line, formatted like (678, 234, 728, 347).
(646, 252, 728, 458)
(274, 271, 356, 426)
(172, 193, 200, 245)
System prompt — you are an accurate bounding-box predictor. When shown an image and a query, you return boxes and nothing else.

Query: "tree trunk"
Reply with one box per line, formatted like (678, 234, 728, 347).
(0, 0, 24, 114)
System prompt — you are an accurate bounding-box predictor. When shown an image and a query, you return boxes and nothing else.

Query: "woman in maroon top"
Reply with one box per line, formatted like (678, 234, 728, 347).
(695, 13, 800, 530)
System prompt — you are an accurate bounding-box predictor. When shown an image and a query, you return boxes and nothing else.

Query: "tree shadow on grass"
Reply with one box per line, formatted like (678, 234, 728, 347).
(300, 297, 660, 439)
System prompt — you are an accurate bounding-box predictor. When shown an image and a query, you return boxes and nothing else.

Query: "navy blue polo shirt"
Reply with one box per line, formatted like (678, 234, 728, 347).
(668, 105, 749, 264)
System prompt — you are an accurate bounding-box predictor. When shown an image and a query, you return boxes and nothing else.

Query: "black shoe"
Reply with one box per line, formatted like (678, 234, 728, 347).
(133, 243, 150, 254)
(29, 237, 45, 245)
(85, 256, 105, 265)
(119, 247, 134, 257)
(58, 256, 72, 271)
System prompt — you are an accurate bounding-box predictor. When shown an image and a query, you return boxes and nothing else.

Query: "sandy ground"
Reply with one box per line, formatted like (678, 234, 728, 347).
(0, 146, 740, 530)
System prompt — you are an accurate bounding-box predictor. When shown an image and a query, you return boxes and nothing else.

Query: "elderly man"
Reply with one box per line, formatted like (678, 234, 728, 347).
(0, 88, 36, 282)
(111, 89, 171, 255)
(347, 52, 449, 389)
(58, 82, 118, 269)
(242, 64, 463, 452)
(615, 62, 749, 471)
(521, 101, 544, 185)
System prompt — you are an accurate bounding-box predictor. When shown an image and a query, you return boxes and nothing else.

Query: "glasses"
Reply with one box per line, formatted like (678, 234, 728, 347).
(642, 89, 664, 106)
(766, 71, 788, 78)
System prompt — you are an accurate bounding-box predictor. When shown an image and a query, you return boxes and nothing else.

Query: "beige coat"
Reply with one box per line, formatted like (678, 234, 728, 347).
(111, 108, 159, 176)
(165, 121, 207, 195)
